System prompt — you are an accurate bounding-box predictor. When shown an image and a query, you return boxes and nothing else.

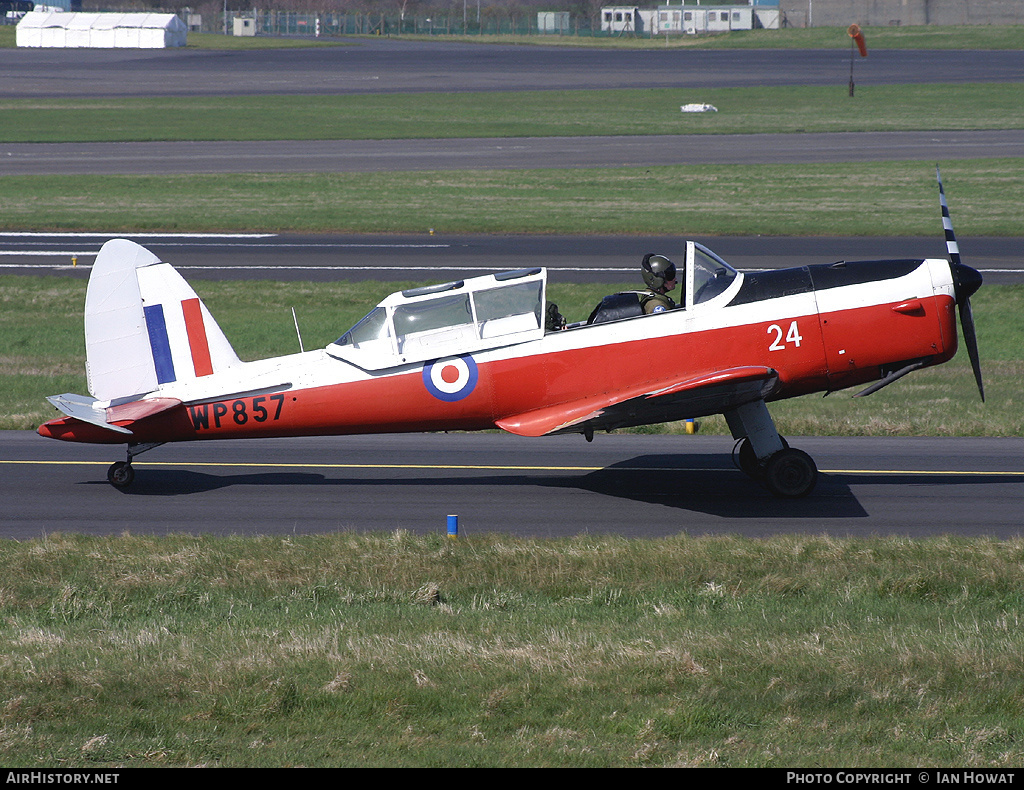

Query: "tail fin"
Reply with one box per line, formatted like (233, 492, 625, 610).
(85, 239, 240, 401)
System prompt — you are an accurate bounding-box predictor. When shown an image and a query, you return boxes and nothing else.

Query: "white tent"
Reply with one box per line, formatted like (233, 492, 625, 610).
(16, 11, 187, 48)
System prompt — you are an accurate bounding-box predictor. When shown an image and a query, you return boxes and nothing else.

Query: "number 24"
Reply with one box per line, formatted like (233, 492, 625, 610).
(768, 321, 803, 351)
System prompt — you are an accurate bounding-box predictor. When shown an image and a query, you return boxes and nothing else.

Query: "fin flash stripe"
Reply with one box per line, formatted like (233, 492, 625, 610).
(143, 304, 176, 385)
(182, 298, 214, 377)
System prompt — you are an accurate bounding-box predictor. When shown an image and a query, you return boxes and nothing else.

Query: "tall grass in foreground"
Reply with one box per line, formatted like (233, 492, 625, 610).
(2, 531, 1024, 767)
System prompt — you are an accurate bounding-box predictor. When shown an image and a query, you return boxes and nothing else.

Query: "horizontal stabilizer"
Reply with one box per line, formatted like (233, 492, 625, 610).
(46, 394, 132, 435)
(45, 393, 182, 435)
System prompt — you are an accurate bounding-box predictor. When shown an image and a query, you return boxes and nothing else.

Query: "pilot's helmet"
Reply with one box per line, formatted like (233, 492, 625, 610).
(641, 254, 677, 291)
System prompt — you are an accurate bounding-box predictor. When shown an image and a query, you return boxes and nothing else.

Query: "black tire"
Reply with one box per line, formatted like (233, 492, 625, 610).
(763, 448, 817, 498)
(107, 461, 135, 489)
(735, 436, 789, 479)
(736, 438, 760, 478)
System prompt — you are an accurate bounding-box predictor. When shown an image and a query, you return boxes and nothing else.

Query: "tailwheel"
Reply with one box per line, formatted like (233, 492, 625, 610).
(763, 448, 817, 498)
(107, 461, 135, 489)
(106, 442, 162, 489)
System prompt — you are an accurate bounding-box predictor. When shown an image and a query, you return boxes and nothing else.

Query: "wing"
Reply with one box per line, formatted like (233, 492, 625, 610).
(495, 366, 779, 437)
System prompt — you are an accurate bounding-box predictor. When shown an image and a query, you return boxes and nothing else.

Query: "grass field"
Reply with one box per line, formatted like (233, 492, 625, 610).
(3, 83, 1022, 143)
(2, 531, 1024, 767)
(2, 159, 1022, 236)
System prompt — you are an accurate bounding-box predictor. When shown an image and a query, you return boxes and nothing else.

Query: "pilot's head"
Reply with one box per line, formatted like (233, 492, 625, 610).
(641, 254, 677, 293)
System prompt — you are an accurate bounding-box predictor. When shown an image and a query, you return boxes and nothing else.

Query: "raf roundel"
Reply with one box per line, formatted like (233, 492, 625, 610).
(423, 355, 479, 402)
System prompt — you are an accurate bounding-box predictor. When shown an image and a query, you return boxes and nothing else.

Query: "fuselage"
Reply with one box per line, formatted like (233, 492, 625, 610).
(38, 256, 959, 446)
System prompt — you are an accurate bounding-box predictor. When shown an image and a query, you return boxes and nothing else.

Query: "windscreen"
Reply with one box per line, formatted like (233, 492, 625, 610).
(335, 307, 389, 348)
(692, 244, 738, 304)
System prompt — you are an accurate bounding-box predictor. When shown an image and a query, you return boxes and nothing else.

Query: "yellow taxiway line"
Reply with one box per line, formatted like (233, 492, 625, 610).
(3, 460, 1024, 477)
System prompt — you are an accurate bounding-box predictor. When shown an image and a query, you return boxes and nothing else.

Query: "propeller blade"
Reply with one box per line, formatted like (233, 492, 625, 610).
(937, 165, 962, 267)
(959, 296, 985, 402)
(937, 166, 985, 402)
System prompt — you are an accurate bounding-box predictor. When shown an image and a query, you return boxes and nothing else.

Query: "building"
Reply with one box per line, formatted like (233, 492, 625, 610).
(601, 6, 657, 34)
(16, 11, 187, 48)
(233, 16, 256, 36)
(656, 4, 756, 34)
(537, 11, 571, 33)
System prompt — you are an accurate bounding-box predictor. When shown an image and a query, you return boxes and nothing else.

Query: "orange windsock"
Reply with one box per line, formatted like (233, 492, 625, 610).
(848, 24, 867, 57)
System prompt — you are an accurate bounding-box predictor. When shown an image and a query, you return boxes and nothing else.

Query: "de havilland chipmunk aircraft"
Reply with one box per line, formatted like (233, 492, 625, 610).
(38, 169, 984, 498)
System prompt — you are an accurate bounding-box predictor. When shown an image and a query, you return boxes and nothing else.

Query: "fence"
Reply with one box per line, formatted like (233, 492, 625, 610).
(227, 10, 620, 37)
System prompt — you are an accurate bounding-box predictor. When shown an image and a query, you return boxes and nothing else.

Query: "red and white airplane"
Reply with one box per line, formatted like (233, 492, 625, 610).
(38, 169, 983, 497)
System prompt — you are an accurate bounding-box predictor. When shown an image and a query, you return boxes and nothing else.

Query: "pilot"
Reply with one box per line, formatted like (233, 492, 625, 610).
(639, 253, 679, 314)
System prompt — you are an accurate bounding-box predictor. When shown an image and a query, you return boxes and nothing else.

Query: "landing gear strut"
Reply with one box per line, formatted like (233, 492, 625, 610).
(727, 400, 818, 498)
(106, 442, 163, 489)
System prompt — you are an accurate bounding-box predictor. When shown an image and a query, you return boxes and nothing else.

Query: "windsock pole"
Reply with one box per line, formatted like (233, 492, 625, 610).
(847, 24, 868, 97)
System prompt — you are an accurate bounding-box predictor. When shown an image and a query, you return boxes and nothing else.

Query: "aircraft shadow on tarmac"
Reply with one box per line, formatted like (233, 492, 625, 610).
(80, 452, 948, 520)
(94, 453, 1019, 523)
(567, 455, 870, 519)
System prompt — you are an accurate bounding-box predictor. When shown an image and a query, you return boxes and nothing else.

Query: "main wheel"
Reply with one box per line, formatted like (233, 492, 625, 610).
(763, 448, 817, 498)
(735, 436, 789, 479)
(107, 461, 135, 489)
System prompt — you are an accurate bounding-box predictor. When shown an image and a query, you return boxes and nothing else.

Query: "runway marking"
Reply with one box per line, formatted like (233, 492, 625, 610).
(2, 260, 1022, 277)
(1, 254, 100, 259)
(0, 244, 450, 254)
(0, 232, 278, 238)
(4, 460, 1024, 477)
(6, 459, 605, 472)
(0, 262, 640, 273)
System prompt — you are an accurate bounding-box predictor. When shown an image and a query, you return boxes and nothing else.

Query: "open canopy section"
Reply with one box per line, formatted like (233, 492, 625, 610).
(327, 268, 547, 371)
(16, 11, 187, 48)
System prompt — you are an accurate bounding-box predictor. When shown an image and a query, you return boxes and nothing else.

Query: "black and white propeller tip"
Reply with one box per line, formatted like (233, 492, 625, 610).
(937, 166, 985, 402)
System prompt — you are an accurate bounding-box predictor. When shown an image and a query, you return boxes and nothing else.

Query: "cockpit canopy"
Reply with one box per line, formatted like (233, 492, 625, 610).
(328, 268, 546, 370)
(326, 244, 741, 371)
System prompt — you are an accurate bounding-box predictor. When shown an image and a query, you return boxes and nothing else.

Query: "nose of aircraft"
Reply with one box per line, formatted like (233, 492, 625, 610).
(935, 167, 984, 401)
(951, 262, 983, 304)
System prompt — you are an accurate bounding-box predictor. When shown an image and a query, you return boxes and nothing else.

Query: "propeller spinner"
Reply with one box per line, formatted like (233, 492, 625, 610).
(937, 166, 985, 402)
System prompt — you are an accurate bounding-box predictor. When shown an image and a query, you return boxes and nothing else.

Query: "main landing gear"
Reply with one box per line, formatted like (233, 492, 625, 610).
(106, 442, 163, 489)
(726, 400, 818, 498)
